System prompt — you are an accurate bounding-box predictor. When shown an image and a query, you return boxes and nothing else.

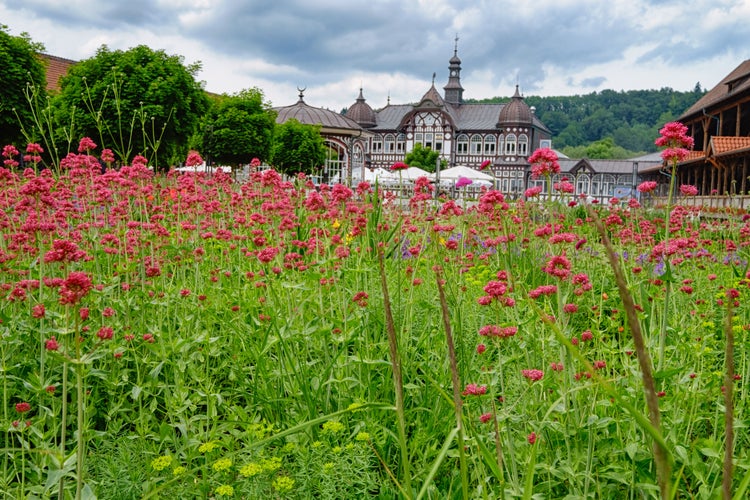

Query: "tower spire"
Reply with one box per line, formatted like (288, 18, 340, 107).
(443, 34, 464, 105)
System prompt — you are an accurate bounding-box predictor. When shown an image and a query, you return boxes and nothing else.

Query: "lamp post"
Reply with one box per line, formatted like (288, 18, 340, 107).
(434, 154, 441, 199)
(632, 161, 639, 198)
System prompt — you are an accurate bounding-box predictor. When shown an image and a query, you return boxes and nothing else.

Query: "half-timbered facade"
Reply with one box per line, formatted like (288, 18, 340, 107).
(345, 46, 552, 197)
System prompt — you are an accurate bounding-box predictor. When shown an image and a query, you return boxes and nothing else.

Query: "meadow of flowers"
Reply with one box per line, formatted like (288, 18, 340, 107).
(1, 136, 749, 499)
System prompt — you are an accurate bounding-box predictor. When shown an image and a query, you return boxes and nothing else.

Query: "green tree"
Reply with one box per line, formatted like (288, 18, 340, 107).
(53, 44, 209, 167)
(271, 119, 327, 176)
(404, 143, 440, 172)
(202, 88, 276, 169)
(0, 25, 47, 148)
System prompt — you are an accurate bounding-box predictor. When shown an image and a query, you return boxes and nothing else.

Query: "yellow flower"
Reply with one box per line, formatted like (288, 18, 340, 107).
(239, 462, 262, 477)
(312, 441, 323, 448)
(151, 455, 172, 471)
(261, 456, 282, 472)
(172, 466, 185, 476)
(332, 446, 342, 454)
(332, 219, 341, 228)
(198, 441, 218, 454)
(355, 432, 370, 442)
(272, 476, 295, 493)
(323, 462, 335, 472)
(322, 420, 345, 434)
(215, 484, 234, 497)
(212, 457, 232, 472)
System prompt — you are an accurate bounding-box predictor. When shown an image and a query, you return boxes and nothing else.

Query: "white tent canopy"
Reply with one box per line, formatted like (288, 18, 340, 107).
(433, 165, 496, 182)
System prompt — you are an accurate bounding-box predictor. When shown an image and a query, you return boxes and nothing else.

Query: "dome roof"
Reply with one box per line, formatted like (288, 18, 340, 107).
(498, 85, 532, 125)
(275, 90, 363, 132)
(346, 88, 377, 128)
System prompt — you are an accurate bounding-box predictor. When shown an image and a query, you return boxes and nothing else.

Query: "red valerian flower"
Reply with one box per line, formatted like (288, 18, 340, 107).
(455, 176, 473, 188)
(77, 137, 97, 153)
(461, 384, 487, 396)
(637, 181, 658, 193)
(58, 272, 93, 306)
(528, 147, 560, 178)
(390, 161, 408, 171)
(655, 122, 694, 164)
(479, 159, 492, 170)
(524, 185, 543, 198)
(45, 337, 59, 351)
(522, 369, 544, 381)
(528, 432, 537, 444)
(15, 402, 31, 413)
(185, 150, 204, 167)
(679, 184, 698, 196)
(101, 148, 115, 163)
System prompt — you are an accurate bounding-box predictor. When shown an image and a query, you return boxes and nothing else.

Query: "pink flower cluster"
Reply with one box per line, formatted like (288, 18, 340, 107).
(462, 384, 487, 396)
(522, 369, 544, 382)
(528, 147, 560, 178)
(478, 325, 517, 338)
(679, 184, 699, 196)
(637, 181, 658, 193)
(655, 121, 694, 165)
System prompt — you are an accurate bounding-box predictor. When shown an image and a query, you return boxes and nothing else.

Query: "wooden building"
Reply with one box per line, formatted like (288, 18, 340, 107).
(640, 60, 750, 198)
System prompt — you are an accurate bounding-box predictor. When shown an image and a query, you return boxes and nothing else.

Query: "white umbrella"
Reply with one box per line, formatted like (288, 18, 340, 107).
(400, 166, 431, 180)
(435, 165, 496, 182)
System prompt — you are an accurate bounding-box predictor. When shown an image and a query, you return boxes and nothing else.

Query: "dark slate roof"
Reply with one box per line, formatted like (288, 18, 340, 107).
(275, 95, 363, 132)
(371, 101, 550, 133)
(680, 59, 750, 119)
(498, 85, 532, 125)
(373, 104, 413, 130)
(559, 158, 660, 175)
(346, 88, 377, 128)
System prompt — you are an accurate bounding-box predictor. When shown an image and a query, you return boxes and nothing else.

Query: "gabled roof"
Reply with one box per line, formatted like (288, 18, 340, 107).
(37, 53, 77, 92)
(680, 59, 750, 119)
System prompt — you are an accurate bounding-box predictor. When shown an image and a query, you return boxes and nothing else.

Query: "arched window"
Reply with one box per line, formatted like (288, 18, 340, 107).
(396, 133, 406, 153)
(456, 134, 469, 155)
(384, 134, 395, 153)
(483, 134, 496, 154)
(505, 133, 517, 155)
(470, 134, 482, 155)
(371, 136, 382, 153)
(518, 134, 528, 156)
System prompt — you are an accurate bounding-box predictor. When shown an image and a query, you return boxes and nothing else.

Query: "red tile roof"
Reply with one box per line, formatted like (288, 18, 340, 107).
(37, 53, 77, 92)
(710, 136, 750, 156)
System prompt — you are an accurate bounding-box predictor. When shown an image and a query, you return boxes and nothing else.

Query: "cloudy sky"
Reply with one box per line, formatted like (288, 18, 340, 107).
(2, 0, 748, 112)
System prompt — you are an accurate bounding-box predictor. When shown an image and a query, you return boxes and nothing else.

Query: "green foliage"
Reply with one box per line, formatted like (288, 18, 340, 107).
(271, 118, 327, 176)
(0, 25, 47, 147)
(470, 87, 706, 153)
(52, 44, 209, 166)
(562, 137, 637, 159)
(404, 143, 440, 172)
(201, 88, 277, 168)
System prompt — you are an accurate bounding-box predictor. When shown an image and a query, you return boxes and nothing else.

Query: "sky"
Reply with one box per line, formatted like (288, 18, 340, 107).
(2, 0, 749, 113)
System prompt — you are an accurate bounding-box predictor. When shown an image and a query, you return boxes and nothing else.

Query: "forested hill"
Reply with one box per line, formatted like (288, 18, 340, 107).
(467, 85, 706, 158)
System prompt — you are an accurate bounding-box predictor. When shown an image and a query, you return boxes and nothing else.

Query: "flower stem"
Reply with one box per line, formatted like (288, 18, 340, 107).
(377, 249, 412, 497)
(434, 269, 469, 499)
(587, 205, 671, 498)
